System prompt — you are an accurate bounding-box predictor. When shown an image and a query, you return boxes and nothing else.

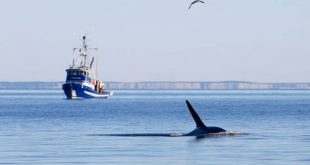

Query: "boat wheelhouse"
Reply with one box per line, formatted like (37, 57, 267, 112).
(62, 36, 113, 99)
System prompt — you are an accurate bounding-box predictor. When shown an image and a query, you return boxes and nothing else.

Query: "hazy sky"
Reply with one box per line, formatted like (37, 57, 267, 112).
(0, 0, 309, 82)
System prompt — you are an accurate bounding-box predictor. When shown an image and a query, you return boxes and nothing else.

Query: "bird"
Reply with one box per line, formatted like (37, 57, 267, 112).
(188, 0, 205, 9)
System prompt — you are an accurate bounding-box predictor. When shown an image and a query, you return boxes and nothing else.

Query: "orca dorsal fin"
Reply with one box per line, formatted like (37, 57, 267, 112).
(186, 100, 207, 128)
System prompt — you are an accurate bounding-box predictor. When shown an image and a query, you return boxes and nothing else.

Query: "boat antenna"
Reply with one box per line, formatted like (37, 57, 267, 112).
(90, 57, 95, 69)
(72, 48, 77, 67)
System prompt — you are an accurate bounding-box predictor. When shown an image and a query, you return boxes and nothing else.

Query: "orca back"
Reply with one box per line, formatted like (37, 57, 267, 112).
(205, 126, 226, 133)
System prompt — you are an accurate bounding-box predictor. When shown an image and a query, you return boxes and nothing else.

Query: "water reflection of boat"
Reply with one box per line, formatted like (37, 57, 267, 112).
(62, 36, 113, 99)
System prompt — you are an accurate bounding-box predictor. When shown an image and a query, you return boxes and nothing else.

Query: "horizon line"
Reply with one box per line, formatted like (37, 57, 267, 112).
(1, 81, 310, 84)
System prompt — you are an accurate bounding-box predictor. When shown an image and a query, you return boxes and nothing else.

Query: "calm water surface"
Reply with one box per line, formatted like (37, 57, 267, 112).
(0, 90, 309, 164)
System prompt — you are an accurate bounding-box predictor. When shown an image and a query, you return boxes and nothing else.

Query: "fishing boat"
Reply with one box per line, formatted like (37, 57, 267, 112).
(62, 36, 113, 99)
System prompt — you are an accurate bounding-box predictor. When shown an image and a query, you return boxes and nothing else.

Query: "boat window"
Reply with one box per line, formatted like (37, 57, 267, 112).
(80, 71, 83, 76)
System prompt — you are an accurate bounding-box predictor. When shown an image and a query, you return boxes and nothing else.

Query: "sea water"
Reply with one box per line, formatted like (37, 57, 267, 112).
(0, 90, 309, 164)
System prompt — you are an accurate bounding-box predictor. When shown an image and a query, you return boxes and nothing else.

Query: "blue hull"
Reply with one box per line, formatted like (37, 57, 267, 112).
(62, 83, 111, 99)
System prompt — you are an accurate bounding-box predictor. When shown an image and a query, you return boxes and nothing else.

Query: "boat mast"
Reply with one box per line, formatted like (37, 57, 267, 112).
(81, 36, 87, 68)
(77, 36, 99, 79)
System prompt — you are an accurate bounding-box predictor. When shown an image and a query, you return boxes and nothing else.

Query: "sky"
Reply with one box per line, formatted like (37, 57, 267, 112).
(0, 0, 309, 82)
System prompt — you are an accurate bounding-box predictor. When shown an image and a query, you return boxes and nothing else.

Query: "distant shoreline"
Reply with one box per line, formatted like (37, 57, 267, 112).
(1, 81, 310, 90)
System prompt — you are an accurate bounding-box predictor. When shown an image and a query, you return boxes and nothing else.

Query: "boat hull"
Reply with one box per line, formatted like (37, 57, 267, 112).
(62, 83, 112, 99)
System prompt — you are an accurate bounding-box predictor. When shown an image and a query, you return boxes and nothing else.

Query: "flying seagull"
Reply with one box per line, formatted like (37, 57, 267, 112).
(188, 0, 205, 9)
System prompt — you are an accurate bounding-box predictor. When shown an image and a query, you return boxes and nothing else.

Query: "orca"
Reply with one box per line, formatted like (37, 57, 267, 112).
(91, 100, 245, 138)
(184, 100, 226, 136)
